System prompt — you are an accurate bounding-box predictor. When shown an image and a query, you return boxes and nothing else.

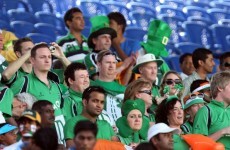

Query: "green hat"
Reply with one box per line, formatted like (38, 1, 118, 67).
(122, 99, 145, 117)
(184, 97, 205, 110)
(87, 16, 117, 49)
(166, 95, 179, 104)
(140, 20, 172, 57)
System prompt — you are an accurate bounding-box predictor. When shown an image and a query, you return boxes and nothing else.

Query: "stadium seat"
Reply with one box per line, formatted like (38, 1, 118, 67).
(207, 8, 230, 24)
(34, 23, 57, 41)
(26, 33, 54, 43)
(129, 11, 155, 29)
(0, 12, 9, 22)
(131, 0, 159, 8)
(168, 55, 181, 72)
(126, 2, 156, 14)
(210, 1, 230, 13)
(7, 9, 37, 23)
(1, 0, 29, 13)
(162, 0, 185, 9)
(0, 20, 12, 31)
(218, 19, 230, 25)
(183, 21, 214, 49)
(175, 42, 203, 54)
(187, 16, 213, 26)
(82, 26, 91, 38)
(186, 1, 211, 9)
(10, 21, 34, 38)
(76, 1, 108, 16)
(102, 2, 131, 25)
(124, 27, 147, 41)
(26, 0, 53, 13)
(183, 6, 211, 21)
(211, 24, 230, 52)
(156, 5, 186, 20)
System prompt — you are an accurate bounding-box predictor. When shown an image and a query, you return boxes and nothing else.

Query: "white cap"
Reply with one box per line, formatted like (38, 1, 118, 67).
(147, 123, 179, 141)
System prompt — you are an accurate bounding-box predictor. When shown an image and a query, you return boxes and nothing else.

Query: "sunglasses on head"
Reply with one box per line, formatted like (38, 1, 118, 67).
(165, 79, 181, 85)
(223, 62, 230, 67)
(138, 90, 152, 96)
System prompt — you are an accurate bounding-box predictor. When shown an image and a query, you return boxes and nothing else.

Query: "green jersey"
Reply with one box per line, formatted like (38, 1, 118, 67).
(181, 121, 193, 134)
(193, 100, 230, 149)
(0, 87, 13, 118)
(173, 134, 190, 150)
(57, 32, 90, 62)
(62, 88, 83, 121)
(10, 72, 66, 145)
(92, 80, 126, 122)
(64, 115, 115, 140)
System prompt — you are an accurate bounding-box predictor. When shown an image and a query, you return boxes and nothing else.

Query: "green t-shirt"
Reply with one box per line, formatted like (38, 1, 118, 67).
(10, 72, 66, 145)
(57, 32, 90, 62)
(117, 135, 146, 146)
(173, 134, 190, 150)
(62, 88, 83, 121)
(181, 121, 193, 134)
(0, 87, 13, 118)
(92, 80, 126, 122)
(64, 115, 115, 140)
(193, 100, 230, 149)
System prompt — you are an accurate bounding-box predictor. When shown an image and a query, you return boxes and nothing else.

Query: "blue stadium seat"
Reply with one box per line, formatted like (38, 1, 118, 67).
(76, 1, 108, 16)
(34, 23, 57, 41)
(187, 16, 213, 26)
(162, 0, 185, 9)
(211, 24, 230, 52)
(183, 6, 211, 22)
(129, 11, 155, 29)
(186, 1, 211, 9)
(0, 12, 9, 22)
(210, 1, 230, 13)
(207, 8, 230, 24)
(183, 21, 214, 49)
(35, 11, 66, 35)
(127, 2, 156, 14)
(10, 21, 34, 38)
(82, 26, 91, 38)
(156, 5, 186, 20)
(168, 56, 181, 72)
(26, 33, 54, 43)
(124, 27, 147, 41)
(218, 19, 230, 25)
(1, 0, 29, 13)
(7, 9, 37, 23)
(102, 2, 131, 25)
(26, 0, 53, 13)
(83, 15, 92, 27)
(175, 42, 202, 54)
(0, 20, 12, 31)
(131, 0, 159, 8)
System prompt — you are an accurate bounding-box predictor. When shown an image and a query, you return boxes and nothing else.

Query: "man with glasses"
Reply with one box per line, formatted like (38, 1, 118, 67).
(193, 71, 230, 149)
(219, 52, 230, 71)
(181, 93, 205, 134)
(64, 86, 116, 148)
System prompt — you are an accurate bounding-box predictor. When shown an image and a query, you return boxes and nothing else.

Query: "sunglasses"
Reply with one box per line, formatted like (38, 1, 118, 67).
(223, 62, 230, 67)
(190, 93, 204, 99)
(139, 90, 152, 96)
(165, 79, 181, 85)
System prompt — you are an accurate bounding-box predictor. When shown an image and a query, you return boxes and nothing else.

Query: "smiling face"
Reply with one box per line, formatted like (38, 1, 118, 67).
(127, 109, 142, 131)
(167, 101, 184, 127)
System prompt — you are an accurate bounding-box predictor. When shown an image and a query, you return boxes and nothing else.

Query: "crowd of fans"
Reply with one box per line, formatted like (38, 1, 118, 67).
(0, 6, 230, 150)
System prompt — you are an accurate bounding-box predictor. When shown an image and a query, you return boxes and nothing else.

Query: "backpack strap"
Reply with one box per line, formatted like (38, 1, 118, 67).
(204, 105, 211, 129)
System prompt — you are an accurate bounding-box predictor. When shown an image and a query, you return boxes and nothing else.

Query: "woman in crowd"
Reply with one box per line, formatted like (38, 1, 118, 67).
(181, 93, 205, 134)
(124, 79, 155, 124)
(116, 99, 149, 148)
(159, 71, 183, 101)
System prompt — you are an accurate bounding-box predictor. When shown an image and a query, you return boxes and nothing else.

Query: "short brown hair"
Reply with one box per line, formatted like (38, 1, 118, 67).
(210, 71, 230, 98)
(14, 37, 33, 53)
(31, 42, 49, 58)
(97, 50, 116, 63)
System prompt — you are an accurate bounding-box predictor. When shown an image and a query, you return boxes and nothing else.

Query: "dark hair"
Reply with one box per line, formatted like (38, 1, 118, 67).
(155, 98, 181, 125)
(135, 142, 156, 150)
(192, 48, 212, 69)
(31, 43, 49, 58)
(32, 100, 53, 113)
(179, 53, 192, 64)
(107, 12, 127, 33)
(190, 79, 209, 93)
(64, 62, 87, 86)
(13, 37, 33, 53)
(32, 127, 58, 150)
(64, 7, 82, 28)
(219, 52, 230, 66)
(82, 86, 105, 101)
(74, 120, 98, 137)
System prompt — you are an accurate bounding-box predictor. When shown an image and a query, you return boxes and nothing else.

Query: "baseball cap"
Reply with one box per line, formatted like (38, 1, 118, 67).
(0, 123, 17, 135)
(19, 109, 41, 124)
(147, 123, 179, 141)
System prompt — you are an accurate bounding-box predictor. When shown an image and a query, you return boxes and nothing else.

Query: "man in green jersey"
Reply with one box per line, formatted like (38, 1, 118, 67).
(10, 43, 69, 145)
(193, 71, 230, 149)
(2, 38, 70, 86)
(57, 7, 90, 62)
(64, 86, 115, 148)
